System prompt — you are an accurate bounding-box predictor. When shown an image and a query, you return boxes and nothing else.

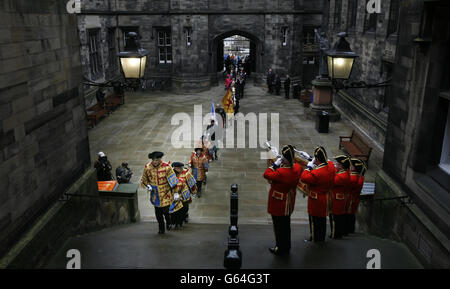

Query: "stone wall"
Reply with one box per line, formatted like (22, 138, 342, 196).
(0, 0, 90, 259)
(0, 168, 140, 269)
(327, 0, 399, 148)
(355, 0, 450, 268)
(357, 171, 450, 268)
(77, 0, 324, 96)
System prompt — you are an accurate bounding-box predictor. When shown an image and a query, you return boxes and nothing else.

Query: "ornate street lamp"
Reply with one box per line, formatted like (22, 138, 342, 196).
(117, 32, 149, 82)
(327, 32, 391, 90)
(327, 32, 358, 80)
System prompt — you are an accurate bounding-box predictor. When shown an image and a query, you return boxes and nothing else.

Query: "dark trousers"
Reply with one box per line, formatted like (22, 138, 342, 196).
(329, 214, 344, 239)
(285, 88, 290, 99)
(342, 214, 356, 235)
(271, 215, 291, 253)
(155, 205, 171, 233)
(309, 215, 326, 242)
(182, 202, 189, 222)
(197, 181, 203, 195)
(348, 214, 356, 234)
(171, 205, 187, 227)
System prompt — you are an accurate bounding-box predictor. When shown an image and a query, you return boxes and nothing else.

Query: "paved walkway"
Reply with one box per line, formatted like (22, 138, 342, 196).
(48, 83, 423, 270)
(87, 82, 383, 225)
(45, 222, 422, 269)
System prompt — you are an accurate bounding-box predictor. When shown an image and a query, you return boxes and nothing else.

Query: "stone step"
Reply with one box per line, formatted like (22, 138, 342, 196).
(45, 222, 422, 269)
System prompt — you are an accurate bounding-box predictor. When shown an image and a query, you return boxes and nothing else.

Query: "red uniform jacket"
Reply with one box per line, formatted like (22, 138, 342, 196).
(347, 172, 359, 214)
(350, 175, 364, 214)
(330, 169, 350, 215)
(263, 163, 302, 216)
(300, 161, 335, 217)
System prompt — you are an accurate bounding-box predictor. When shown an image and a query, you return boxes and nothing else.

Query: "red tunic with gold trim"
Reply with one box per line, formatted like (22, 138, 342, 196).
(330, 169, 350, 215)
(263, 163, 302, 216)
(141, 161, 178, 207)
(300, 161, 336, 217)
(350, 175, 364, 214)
(347, 172, 360, 214)
(189, 152, 208, 181)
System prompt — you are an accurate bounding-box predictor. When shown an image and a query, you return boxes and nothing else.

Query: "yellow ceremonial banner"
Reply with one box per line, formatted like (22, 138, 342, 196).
(221, 87, 234, 114)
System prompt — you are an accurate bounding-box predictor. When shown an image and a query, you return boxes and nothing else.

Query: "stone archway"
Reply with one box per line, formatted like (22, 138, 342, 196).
(209, 30, 263, 86)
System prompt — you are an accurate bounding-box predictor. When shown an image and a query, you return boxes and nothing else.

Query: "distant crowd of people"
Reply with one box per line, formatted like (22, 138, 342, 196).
(266, 68, 292, 99)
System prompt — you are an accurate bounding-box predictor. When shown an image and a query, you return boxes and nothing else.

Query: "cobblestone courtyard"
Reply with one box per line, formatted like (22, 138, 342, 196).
(88, 82, 383, 225)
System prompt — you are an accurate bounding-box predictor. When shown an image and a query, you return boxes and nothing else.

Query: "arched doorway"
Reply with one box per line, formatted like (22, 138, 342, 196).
(210, 30, 262, 85)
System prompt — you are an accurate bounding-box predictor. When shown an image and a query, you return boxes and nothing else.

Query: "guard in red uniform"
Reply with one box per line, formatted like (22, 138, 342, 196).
(300, 146, 335, 242)
(329, 155, 351, 239)
(347, 158, 366, 234)
(263, 145, 302, 255)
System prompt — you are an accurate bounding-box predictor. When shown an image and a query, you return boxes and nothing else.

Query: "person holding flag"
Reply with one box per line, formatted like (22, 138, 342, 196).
(207, 100, 219, 160)
(222, 81, 235, 127)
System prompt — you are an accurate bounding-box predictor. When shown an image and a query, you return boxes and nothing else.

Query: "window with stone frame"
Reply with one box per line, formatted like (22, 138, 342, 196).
(334, 0, 342, 30)
(387, 0, 400, 36)
(302, 56, 316, 65)
(88, 28, 103, 80)
(364, 0, 378, 33)
(107, 28, 117, 72)
(281, 27, 288, 46)
(157, 29, 172, 64)
(303, 26, 318, 45)
(347, 0, 358, 31)
(302, 26, 319, 54)
(185, 27, 192, 46)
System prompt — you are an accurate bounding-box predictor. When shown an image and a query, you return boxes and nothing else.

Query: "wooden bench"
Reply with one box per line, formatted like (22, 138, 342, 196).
(105, 93, 124, 112)
(87, 103, 108, 128)
(339, 130, 373, 166)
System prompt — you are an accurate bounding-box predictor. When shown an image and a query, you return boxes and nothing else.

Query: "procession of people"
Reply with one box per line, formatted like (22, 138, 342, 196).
(94, 60, 367, 256)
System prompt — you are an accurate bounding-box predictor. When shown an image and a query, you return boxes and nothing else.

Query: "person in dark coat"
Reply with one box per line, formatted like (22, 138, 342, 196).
(94, 152, 113, 181)
(267, 69, 275, 94)
(244, 56, 251, 76)
(284, 75, 291, 99)
(275, 74, 281, 95)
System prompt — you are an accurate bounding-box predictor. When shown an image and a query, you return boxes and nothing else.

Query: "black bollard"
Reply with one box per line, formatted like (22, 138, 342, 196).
(224, 184, 242, 269)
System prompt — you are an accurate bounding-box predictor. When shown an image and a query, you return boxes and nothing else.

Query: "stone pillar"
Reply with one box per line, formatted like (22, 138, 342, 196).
(305, 77, 341, 121)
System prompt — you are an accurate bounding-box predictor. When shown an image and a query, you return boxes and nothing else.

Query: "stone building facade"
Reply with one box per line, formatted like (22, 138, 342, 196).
(327, 0, 400, 148)
(76, 0, 325, 103)
(327, 0, 450, 268)
(0, 0, 90, 258)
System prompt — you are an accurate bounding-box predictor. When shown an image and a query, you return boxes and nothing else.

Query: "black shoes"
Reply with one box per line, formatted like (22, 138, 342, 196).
(158, 230, 165, 234)
(268, 247, 289, 256)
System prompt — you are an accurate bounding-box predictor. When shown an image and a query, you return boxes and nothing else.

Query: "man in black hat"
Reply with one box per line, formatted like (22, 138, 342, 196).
(170, 162, 197, 227)
(300, 146, 336, 242)
(263, 145, 303, 255)
(141, 151, 178, 234)
(284, 74, 291, 99)
(189, 147, 208, 197)
(329, 155, 351, 239)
